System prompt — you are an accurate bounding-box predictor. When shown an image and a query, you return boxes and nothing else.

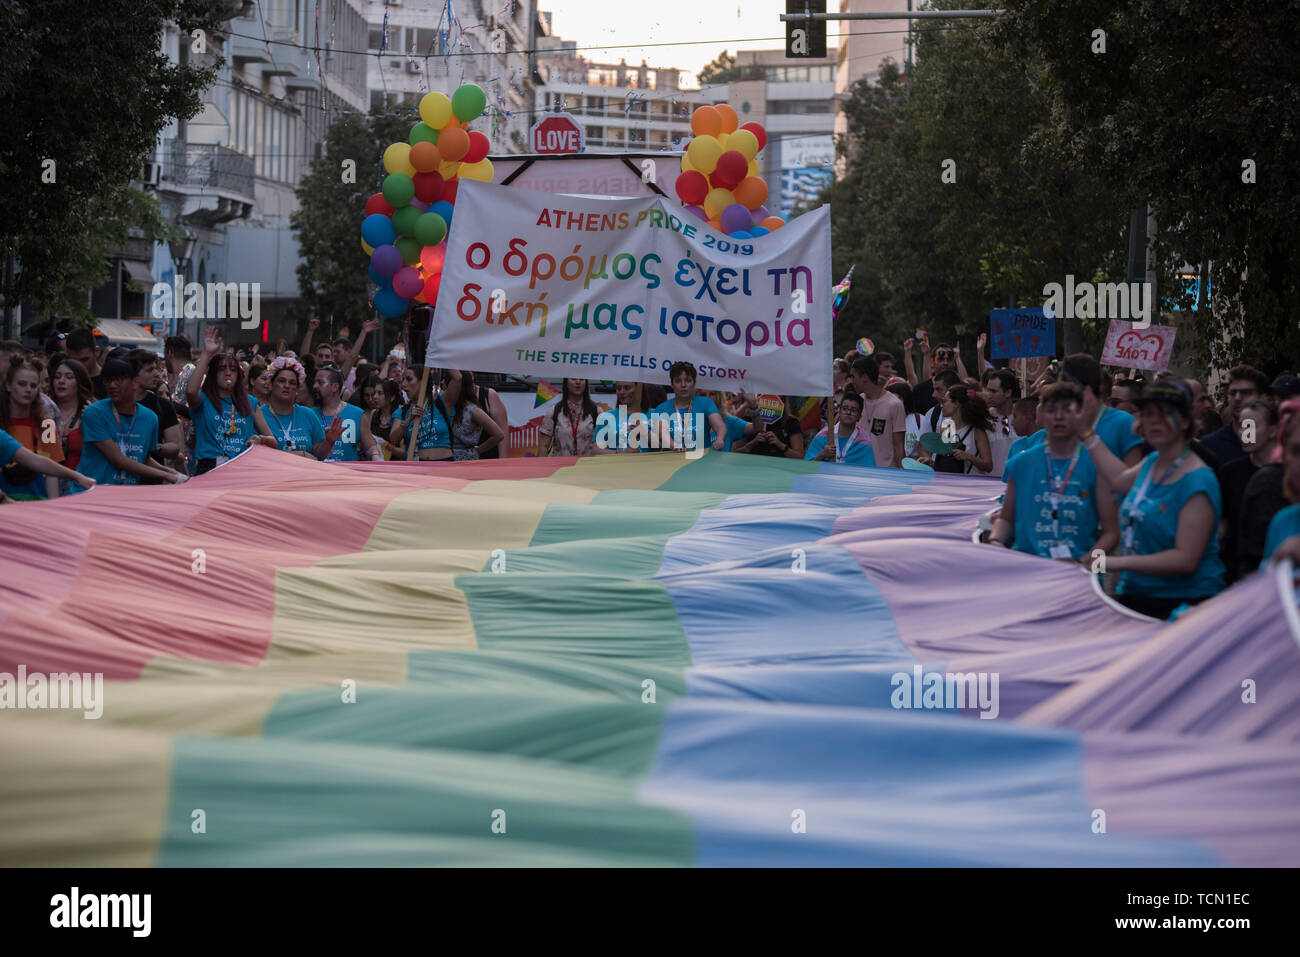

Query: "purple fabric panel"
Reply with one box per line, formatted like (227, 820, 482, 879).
(1083, 732, 1300, 867)
(832, 490, 998, 537)
(1026, 570, 1300, 743)
(842, 537, 1158, 660)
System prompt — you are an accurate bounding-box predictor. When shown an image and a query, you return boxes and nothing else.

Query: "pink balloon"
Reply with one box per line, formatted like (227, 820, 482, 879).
(682, 204, 708, 222)
(393, 266, 424, 298)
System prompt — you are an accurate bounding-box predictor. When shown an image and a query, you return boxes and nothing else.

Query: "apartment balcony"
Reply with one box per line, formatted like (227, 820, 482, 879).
(160, 143, 256, 225)
(228, 32, 273, 67)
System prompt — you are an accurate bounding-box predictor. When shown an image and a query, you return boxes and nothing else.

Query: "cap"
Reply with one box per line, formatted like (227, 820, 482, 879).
(1133, 379, 1192, 416)
(1270, 374, 1300, 400)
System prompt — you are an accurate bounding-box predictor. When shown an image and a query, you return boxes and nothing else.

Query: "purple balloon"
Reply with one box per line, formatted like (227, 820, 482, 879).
(410, 199, 429, 212)
(371, 244, 403, 277)
(683, 204, 708, 222)
(720, 203, 751, 236)
(393, 266, 424, 298)
(751, 205, 771, 226)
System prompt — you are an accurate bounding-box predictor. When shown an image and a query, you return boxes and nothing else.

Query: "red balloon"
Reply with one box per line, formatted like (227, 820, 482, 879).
(675, 170, 709, 206)
(441, 177, 460, 205)
(739, 122, 767, 152)
(365, 193, 395, 217)
(412, 171, 444, 203)
(422, 272, 443, 306)
(420, 243, 446, 275)
(464, 130, 491, 164)
(713, 150, 748, 189)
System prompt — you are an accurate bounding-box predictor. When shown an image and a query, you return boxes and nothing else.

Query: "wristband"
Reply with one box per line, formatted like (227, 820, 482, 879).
(1080, 429, 1096, 440)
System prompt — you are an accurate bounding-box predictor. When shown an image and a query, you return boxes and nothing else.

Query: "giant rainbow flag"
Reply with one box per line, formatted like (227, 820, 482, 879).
(0, 447, 1297, 866)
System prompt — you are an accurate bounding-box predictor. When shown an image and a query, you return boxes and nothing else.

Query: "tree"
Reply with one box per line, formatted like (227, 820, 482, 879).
(0, 1, 225, 323)
(998, 0, 1300, 377)
(697, 50, 741, 87)
(291, 108, 412, 335)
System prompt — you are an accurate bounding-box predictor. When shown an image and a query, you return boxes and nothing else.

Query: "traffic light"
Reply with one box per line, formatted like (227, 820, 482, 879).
(785, 0, 827, 59)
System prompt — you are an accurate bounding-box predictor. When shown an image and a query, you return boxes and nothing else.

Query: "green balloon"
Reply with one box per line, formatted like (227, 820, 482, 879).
(408, 122, 439, 146)
(412, 212, 448, 247)
(381, 173, 415, 207)
(392, 204, 422, 236)
(451, 83, 487, 122)
(395, 237, 422, 265)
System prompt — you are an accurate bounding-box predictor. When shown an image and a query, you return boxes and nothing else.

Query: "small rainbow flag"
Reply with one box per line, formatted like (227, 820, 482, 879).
(793, 395, 823, 432)
(534, 379, 560, 408)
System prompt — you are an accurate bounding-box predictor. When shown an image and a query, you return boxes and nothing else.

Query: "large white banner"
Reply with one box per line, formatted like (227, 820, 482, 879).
(428, 180, 833, 396)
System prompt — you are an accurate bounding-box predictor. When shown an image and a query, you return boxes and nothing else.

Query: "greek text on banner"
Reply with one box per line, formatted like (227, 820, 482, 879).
(427, 180, 833, 396)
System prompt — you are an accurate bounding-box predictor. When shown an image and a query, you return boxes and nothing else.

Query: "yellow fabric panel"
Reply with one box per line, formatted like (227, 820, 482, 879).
(363, 486, 548, 552)
(547, 451, 690, 491)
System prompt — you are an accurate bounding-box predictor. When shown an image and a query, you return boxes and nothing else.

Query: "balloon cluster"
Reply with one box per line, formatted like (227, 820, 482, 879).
(675, 105, 785, 238)
(360, 84, 493, 317)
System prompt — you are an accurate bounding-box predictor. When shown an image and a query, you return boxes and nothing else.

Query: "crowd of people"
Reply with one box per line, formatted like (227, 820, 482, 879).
(3, 323, 1299, 619)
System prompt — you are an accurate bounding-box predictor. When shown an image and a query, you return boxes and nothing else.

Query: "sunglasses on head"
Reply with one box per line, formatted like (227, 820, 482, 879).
(935, 350, 954, 359)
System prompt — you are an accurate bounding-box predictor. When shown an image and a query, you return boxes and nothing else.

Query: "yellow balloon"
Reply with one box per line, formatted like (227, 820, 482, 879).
(419, 91, 453, 129)
(686, 135, 722, 175)
(460, 158, 494, 183)
(748, 159, 759, 178)
(703, 187, 735, 220)
(438, 159, 461, 179)
(681, 153, 695, 173)
(383, 142, 415, 176)
(729, 129, 759, 162)
(362, 238, 374, 255)
(717, 132, 730, 151)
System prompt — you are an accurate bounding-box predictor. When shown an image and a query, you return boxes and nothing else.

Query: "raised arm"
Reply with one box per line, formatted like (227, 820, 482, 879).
(300, 316, 319, 357)
(187, 326, 222, 409)
(954, 338, 970, 381)
(1074, 390, 1143, 494)
(902, 338, 919, 388)
(342, 318, 380, 378)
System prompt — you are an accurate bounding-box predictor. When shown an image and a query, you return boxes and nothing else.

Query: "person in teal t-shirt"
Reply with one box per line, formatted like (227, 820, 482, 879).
(75, 358, 186, 490)
(186, 327, 259, 474)
(991, 382, 1118, 560)
(251, 359, 334, 459)
(804, 392, 878, 466)
(650, 361, 727, 453)
(312, 367, 372, 462)
(1023, 354, 1145, 466)
(1075, 380, 1224, 619)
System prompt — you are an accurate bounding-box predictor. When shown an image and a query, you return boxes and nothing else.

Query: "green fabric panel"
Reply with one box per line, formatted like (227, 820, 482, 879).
(262, 689, 670, 776)
(496, 535, 675, 578)
(457, 573, 692, 667)
(406, 649, 688, 699)
(158, 735, 694, 866)
(527, 501, 705, 547)
(655, 451, 817, 494)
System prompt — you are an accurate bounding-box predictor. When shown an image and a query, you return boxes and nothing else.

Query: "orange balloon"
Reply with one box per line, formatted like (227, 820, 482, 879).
(706, 219, 722, 232)
(438, 126, 470, 162)
(733, 176, 769, 210)
(690, 106, 722, 137)
(760, 216, 784, 231)
(715, 104, 739, 134)
(409, 141, 441, 172)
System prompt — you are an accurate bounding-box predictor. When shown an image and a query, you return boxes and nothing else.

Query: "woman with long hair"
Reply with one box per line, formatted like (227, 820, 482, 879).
(1078, 380, 1225, 618)
(538, 377, 599, 457)
(445, 369, 504, 461)
(187, 327, 257, 473)
(0, 356, 66, 499)
(462, 372, 510, 459)
(926, 384, 993, 474)
(248, 361, 272, 405)
(407, 369, 503, 462)
(359, 377, 405, 461)
(49, 357, 95, 496)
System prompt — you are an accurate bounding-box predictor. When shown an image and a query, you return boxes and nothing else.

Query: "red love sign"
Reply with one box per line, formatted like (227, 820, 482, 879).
(1101, 321, 1176, 371)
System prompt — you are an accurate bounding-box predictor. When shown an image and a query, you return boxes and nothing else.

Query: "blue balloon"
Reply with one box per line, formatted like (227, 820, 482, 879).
(368, 265, 389, 286)
(749, 226, 770, 237)
(731, 230, 753, 240)
(373, 286, 409, 318)
(361, 213, 396, 247)
(430, 200, 454, 230)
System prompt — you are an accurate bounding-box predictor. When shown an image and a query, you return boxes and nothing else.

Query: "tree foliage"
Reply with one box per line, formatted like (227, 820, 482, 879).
(822, 0, 1298, 378)
(291, 109, 411, 332)
(0, 1, 224, 322)
(697, 50, 741, 87)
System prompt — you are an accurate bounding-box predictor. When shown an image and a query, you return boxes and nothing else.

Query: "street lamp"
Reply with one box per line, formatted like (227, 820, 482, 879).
(168, 224, 196, 337)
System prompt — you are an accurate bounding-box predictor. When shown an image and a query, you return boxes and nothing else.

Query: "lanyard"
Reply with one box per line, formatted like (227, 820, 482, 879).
(1042, 442, 1082, 543)
(268, 407, 296, 448)
(835, 429, 857, 463)
(1122, 449, 1190, 549)
(224, 398, 239, 436)
(112, 406, 137, 446)
(566, 402, 582, 449)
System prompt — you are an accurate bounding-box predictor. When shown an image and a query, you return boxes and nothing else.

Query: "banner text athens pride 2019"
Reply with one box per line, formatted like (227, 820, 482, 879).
(427, 181, 833, 396)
